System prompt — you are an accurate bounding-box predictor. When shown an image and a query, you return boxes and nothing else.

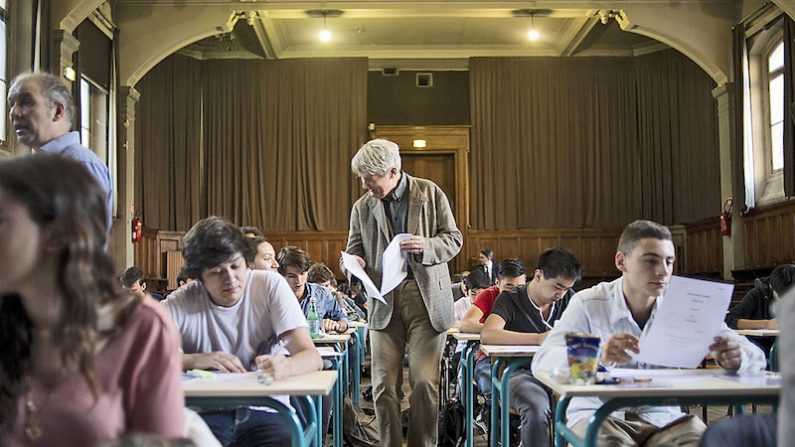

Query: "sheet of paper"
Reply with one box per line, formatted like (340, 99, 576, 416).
(341, 251, 386, 304)
(380, 233, 411, 296)
(636, 276, 733, 368)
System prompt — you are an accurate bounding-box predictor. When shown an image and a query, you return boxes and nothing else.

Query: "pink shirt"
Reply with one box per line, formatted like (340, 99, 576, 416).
(6, 297, 185, 447)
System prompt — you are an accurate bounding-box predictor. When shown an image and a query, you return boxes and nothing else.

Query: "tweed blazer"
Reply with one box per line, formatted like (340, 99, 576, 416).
(343, 173, 462, 332)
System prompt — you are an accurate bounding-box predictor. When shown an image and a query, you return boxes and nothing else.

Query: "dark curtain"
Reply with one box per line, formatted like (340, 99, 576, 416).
(635, 49, 721, 223)
(135, 56, 367, 232)
(135, 54, 204, 230)
(784, 16, 795, 197)
(470, 52, 719, 230)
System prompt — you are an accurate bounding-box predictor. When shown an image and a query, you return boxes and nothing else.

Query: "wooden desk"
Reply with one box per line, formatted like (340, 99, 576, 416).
(183, 371, 337, 447)
(535, 369, 781, 447)
(480, 345, 542, 447)
(452, 332, 481, 447)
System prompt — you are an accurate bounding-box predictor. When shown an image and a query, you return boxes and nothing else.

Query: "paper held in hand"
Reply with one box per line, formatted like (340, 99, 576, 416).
(341, 233, 412, 304)
(635, 275, 733, 368)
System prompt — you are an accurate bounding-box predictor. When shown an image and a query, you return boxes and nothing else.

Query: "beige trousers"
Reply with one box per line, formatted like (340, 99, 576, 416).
(571, 414, 706, 447)
(370, 280, 445, 447)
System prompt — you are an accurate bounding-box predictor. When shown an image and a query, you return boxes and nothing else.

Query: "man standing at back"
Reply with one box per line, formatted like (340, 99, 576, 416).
(343, 139, 462, 447)
(8, 72, 113, 233)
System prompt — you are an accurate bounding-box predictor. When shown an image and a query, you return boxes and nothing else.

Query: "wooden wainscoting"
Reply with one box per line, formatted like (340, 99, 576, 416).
(683, 217, 723, 278)
(266, 231, 350, 278)
(466, 228, 623, 283)
(742, 201, 795, 269)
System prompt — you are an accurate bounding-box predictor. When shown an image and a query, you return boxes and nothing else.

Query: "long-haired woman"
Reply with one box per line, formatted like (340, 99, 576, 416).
(0, 154, 184, 446)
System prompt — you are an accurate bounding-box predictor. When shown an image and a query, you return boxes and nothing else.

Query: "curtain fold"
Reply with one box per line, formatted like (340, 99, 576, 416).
(784, 16, 795, 197)
(470, 52, 719, 230)
(135, 54, 204, 231)
(201, 58, 367, 231)
(137, 56, 367, 232)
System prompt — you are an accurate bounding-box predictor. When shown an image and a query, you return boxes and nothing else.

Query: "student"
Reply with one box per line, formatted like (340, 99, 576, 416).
(248, 235, 279, 272)
(121, 266, 165, 301)
(452, 268, 492, 326)
(532, 220, 766, 447)
(726, 264, 795, 353)
(481, 248, 581, 447)
(162, 217, 322, 447)
(458, 258, 527, 422)
(277, 247, 349, 334)
(308, 262, 366, 322)
(0, 154, 184, 446)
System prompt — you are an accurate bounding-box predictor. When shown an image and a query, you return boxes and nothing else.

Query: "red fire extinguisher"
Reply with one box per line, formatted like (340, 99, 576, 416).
(131, 210, 142, 243)
(720, 195, 733, 236)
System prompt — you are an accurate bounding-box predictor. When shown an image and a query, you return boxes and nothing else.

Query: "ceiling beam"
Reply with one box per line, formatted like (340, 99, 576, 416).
(250, 13, 277, 58)
(556, 16, 600, 56)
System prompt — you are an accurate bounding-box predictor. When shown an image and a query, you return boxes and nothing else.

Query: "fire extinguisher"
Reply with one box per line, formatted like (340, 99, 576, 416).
(131, 210, 142, 243)
(720, 195, 733, 236)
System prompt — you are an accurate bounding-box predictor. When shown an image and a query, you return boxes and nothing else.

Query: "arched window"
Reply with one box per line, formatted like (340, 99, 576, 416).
(767, 40, 784, 172)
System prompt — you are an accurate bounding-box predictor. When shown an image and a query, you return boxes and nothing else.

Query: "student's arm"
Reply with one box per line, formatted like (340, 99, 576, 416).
(459, 305, 485, 333)
(480, 313, 548, 345)
(726, 286, 767, 329)
(711, 325, 767, 373)
(256, 327, 323, 380)
(182, 352, 246, 373)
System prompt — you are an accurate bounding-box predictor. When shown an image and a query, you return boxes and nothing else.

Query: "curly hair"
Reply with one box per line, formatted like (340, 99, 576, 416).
(0, 154, 131, 431)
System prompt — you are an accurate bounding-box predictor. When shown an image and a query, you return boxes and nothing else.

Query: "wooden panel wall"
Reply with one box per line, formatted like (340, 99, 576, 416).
(136, 224, 725, 291)
(743, 201, 795, 269)
(466, 228, 622, 278)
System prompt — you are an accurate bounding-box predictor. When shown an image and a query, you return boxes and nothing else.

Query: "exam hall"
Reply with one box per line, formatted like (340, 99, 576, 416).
(0, 1, 794, 447)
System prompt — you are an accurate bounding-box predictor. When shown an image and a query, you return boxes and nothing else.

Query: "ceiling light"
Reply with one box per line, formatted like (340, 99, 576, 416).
(412, 139, 427, 148)
(528, 13, 540, 42)
(319, 29, 331, 42)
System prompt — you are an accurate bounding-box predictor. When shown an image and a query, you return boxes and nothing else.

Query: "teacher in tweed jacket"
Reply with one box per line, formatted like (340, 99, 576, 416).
(342, 139, 462, 447)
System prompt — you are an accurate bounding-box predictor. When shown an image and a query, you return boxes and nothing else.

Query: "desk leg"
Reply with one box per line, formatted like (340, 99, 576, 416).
(489, 359, 503, 447)
(349, 331, 362, 405)
(498, 358, 533, 447)
(461, 342, 478, 447)
(329, 351, 345, 447)
(553, 397, 572, 447)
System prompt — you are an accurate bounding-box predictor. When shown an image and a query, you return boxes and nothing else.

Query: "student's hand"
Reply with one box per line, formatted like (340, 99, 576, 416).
(256, 353, 290, 381)
(400, 236, 425, 254)
(600, 332, 639, 366)
(184, 352, 246, 373)
(323, 319, 342, 333)
(710, 335, 743, 371)
(767, 318, 779, 330)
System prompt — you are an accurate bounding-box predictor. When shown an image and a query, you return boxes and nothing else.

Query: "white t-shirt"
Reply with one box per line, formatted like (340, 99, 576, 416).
(162, 270, 308, 409)
(163, 270, 307, 368)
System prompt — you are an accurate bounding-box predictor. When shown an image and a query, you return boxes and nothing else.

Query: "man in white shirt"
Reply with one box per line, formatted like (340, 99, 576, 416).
(532, 220, 766, 447)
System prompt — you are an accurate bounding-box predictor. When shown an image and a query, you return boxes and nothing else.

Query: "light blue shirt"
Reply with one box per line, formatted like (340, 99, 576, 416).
(531, 277, 767, 428)
(39, 131, 113, 235)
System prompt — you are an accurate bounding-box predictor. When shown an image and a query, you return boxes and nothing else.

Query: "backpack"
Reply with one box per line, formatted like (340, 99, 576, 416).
(437, 397, 464, 447)
(341, 395, 379, 447)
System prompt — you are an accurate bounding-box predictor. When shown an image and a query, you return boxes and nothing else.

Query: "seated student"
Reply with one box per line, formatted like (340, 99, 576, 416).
(176, 268, 193, 288)
(481, 248, 581, 447)
(458, 259, 527, 422)
(451, 272, 470, 302)
(532, 220, 766, 447)
(308, 262, 366, 322)
(248, 235, 279, 272)
(277, 247, 349, 334)
(726, 264, 795, 353)
(162, 217, 322, 447)
(121, 266, 165, 301)
(452, 268, 492, 327)
(0, 154, 184, 446)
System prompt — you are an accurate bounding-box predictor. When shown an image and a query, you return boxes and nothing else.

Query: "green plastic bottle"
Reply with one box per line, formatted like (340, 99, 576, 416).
(307, 295, 321, 339)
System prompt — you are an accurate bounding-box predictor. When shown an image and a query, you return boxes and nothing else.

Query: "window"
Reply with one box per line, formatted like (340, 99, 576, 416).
(78, 76, 109, 166)
(768, 41, 784, 171)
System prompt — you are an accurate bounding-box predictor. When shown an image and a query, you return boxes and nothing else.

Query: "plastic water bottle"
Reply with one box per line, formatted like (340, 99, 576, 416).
(307, 296, 321, 339)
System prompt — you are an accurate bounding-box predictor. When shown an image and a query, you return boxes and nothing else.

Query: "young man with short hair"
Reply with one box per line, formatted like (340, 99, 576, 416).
(121, 266, 164, 301)
(162, 217, 322, 447)
(277, 246, 348, 333)
(481, 248, 582, 447)
(532, 220, 766, 446)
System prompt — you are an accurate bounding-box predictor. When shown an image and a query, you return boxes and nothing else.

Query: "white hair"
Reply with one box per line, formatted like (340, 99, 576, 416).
(351, 139, 402, 177)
